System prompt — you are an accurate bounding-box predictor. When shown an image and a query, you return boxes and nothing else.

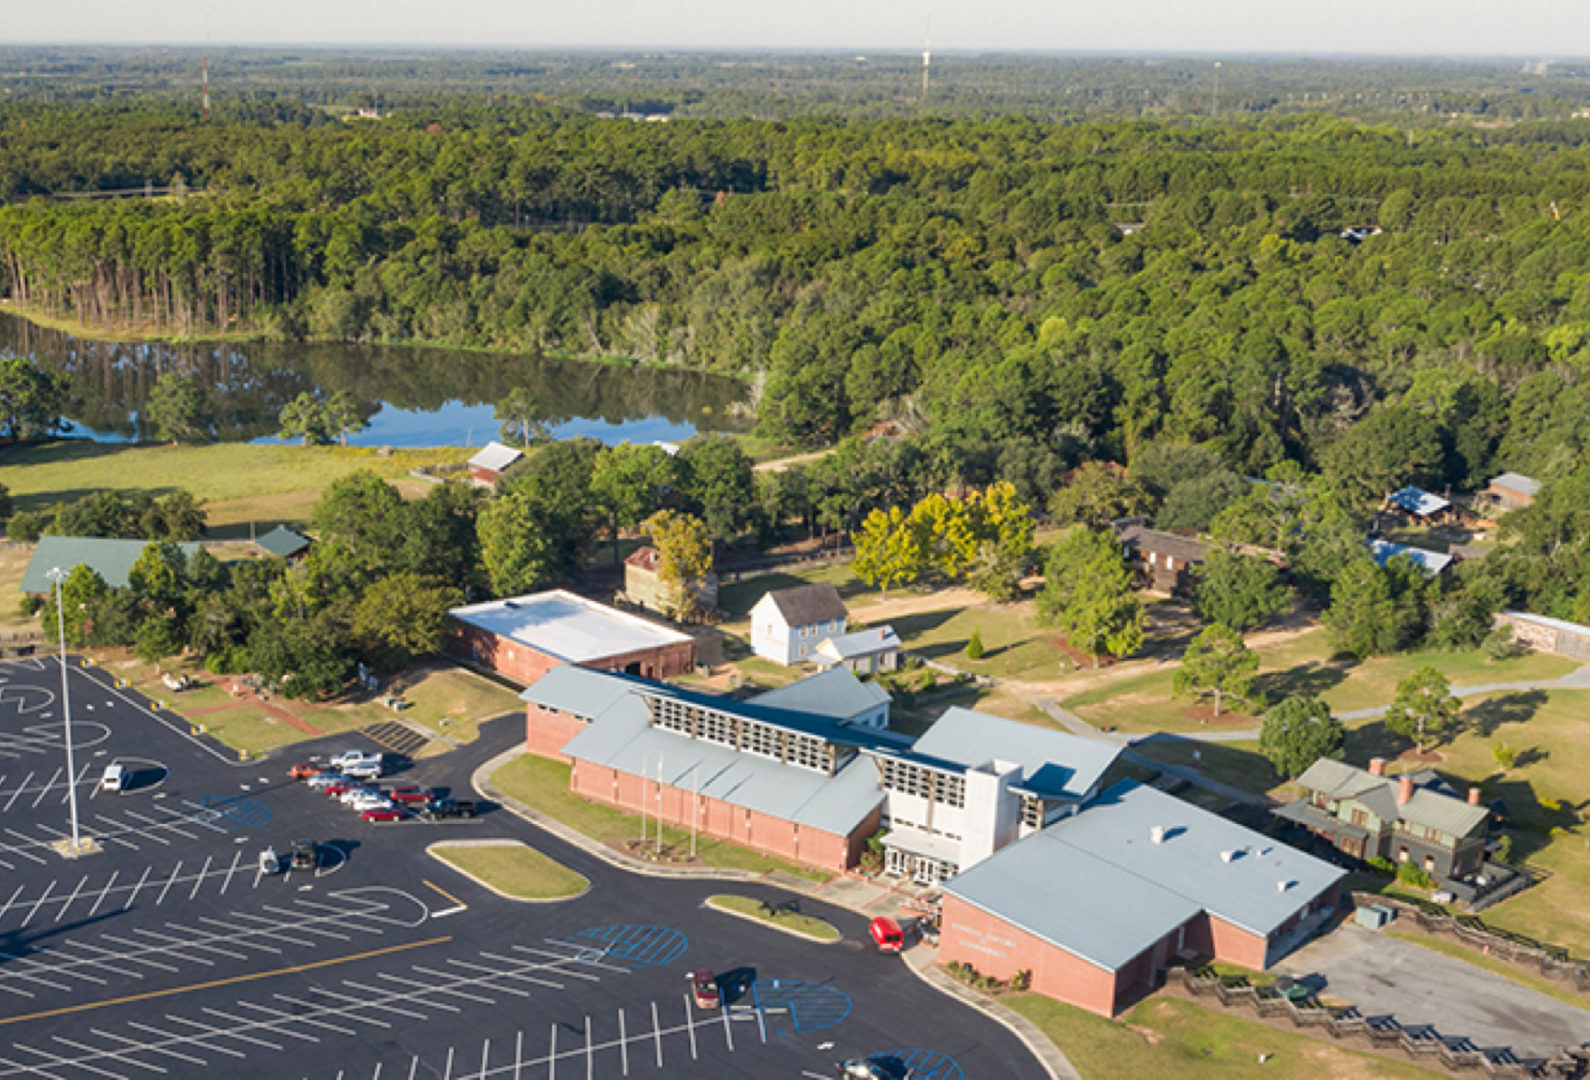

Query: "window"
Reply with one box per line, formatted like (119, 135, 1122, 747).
(933, 772, 966, 809)
(1020, 794, 1043, 829)
(742, 720, 781, 761)
(1423, 853, 1437, 874)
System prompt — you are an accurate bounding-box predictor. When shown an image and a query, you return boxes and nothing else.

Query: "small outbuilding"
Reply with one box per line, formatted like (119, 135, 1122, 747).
(1480, 472, 1542, 513)
(1368, 538, 1452, 578)
(814, 625, 901, 675)
(447, 589, 696, 686)
(1384, 485, 1455, 525)
(253, 525, 312, 561)
(467, 441, 524, 486)
(622, 545, 718, 619)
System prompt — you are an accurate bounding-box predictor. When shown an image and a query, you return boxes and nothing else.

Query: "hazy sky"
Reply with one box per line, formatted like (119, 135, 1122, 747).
(14, 0, 1590, 57)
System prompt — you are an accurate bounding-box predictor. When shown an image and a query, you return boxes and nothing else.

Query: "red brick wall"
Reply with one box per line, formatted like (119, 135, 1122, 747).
(939, 894, 1124, 1017)
(1207, 914, 1270, 970)
(448, 621, 696, 687)
(566, 758, 871, 873)
(525, 704, 588, 762)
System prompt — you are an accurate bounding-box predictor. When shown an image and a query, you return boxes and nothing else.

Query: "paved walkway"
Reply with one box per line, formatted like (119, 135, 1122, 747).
(1337, 666, 1590, 721)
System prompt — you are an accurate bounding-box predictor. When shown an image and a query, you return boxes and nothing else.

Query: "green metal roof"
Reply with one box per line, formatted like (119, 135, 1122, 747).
(254, 525, 312, 559)
(21, 536, 203, 594)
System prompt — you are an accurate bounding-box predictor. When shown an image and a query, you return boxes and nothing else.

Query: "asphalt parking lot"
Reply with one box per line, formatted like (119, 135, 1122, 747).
(0, 656, 1047, 1080)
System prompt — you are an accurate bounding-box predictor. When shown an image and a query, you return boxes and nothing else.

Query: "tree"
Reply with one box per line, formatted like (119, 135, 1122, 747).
(644, 509, 714, 618)
(1036, 527, 1145, 666)
(351, 572, 462, 668)
(1048, 462, 1151, 529)
(40, 563, 107, 646)
(142, 372, 208, 444)
(247, 615, 350, 700)
(1192, 551, 1289, 631)
(0, 357, 69, 441)
(680, 435, 755, 541)
(495, 387, 547, 450)
(966, 480, 1035, 601)
(908, 493, 979, 582)
(1173, 623, 1258, 717)
(1322, 556, 1428, 659)
(1384, 666, 1460, 756)
(851, 506, 922, 599)
(1157, 471, 1248, 532)
(966, 628, 985, 660)
(311, 470, 405, 575)
(133, 613, 185, 673)
(277, 392, 333, 445)
(128, 541, 189, 611)
(1259, 696, 1345, 778)
(323, 390, 367, 447)
(591, 443, 680, 564)
(477, 487, 561, 594)
(142, 490, 207, 540)
(1132, 442, 1229, 499)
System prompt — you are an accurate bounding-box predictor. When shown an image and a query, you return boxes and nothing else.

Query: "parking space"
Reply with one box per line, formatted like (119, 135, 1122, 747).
(0, 661, 1048, 1080)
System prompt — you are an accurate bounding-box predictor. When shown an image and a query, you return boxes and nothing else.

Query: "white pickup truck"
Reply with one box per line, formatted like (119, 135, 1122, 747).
(330, 750, 384, 778)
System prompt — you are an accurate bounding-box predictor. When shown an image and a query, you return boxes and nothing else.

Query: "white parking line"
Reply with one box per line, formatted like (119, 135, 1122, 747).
(650, 1002, 663, 1069)
(84, 872, 118, 920)
(30, 767, 62, 810)
(188, 857, 213, 901)
(61, 764, 91, 805)
(0, 883, 25, 923)
(123, 867, 152, 911)
(154, 863, 182, 906)
(2, 772, 32, 811)
(218, 851, 241, 896)
(20, 879, 57, 928)
(53, 876, 89, 924)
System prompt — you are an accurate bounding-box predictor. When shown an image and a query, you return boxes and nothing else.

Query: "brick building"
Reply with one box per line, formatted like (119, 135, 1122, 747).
(447, 590, 695, 687)
(941, 781, 1344, 1017)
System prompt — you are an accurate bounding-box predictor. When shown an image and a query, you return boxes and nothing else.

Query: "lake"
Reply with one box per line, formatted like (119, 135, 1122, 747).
(0, 312, 752, 448)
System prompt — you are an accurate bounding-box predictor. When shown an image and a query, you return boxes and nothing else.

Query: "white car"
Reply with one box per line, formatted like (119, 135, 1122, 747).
(306, 772, 343, 791)
(330, 750, 383, 770)
(349, 795, 395, 813)
(341, 760, 384, 780)
(338, 785, 379, 805)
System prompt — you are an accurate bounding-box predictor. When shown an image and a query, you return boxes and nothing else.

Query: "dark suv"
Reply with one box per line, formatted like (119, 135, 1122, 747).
(426, 798, 477, 819)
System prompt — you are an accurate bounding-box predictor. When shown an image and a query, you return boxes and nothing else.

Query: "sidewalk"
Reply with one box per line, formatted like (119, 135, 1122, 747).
(472, 744, 1078, 1080)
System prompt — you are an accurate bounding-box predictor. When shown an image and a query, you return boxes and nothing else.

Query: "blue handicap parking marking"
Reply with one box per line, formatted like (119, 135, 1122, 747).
(870, 1049, 964, 1080)
(199, 794, 271, 829)
(566, 924, 689, 967)
(750, 978, 852, 1036)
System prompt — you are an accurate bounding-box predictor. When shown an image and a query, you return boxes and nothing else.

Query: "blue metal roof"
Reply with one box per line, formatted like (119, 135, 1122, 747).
(1368, 538, 1453, 577)
(942, 780, 1345, 971)
(1387, 486, 1450, 517)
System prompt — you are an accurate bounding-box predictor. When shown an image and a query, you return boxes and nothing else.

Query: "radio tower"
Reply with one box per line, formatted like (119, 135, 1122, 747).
(202, 58, 211, 119)
(921, 14, 932, 101)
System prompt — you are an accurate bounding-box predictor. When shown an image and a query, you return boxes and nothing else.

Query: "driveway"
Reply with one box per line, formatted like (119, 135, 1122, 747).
(1275, 923, 1590, 1058)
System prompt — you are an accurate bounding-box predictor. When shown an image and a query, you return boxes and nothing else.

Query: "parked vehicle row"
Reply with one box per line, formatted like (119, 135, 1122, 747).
(290, 753, 477, 821)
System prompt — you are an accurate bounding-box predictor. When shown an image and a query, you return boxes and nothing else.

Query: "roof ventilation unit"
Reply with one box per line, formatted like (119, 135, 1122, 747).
(1220, 850, 1236, 863)
(1150, 825, 1166, 844)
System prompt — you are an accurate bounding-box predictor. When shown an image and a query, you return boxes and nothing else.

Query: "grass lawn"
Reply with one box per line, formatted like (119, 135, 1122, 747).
(430, 840, 588, 901)
(0, 544, 38, 636)
(1007, 994, 1442, 1080)
(298, 663, 523, 745)
(1382, 930, 1590, 1015)
(1130, 738, 1280, 795)
(717, 562, 880, 624)
(1062, 630, 1577, 736)
(492, 754, 829, 884)
(887, 601, 1079, 683)
(705, 894, 840, 942)
(0, 440, 474, 526)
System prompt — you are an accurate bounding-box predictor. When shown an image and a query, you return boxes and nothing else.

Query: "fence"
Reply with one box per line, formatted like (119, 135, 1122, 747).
(1349, 892, 1590, 995)
(1176, 967, 1589, 1077)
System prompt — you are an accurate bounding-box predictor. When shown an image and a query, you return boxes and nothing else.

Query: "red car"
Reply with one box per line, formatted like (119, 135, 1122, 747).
(389, 786, 432, 805)
(688, 969, 720, 1010)
(868, 916, 905, 953)
(362, 807, 403, 822)
(324, 779, 357, 797)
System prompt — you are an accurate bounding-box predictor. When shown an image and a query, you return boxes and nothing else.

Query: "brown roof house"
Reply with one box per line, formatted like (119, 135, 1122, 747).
(1273, 758, 1510, 904)
(1480, 472, 1542, 513)
(750, 582, 848, 666)
(1113, 521, 1206, 595)
(621, 545, 718, 620)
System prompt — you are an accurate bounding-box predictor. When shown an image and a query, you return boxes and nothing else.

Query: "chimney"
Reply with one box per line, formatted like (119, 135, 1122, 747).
(1368, 758, 1386, 777)
(1468, 787, 1482, 806)
(1150, 825, 1166, 845)
(1398, 775, 1414, 806)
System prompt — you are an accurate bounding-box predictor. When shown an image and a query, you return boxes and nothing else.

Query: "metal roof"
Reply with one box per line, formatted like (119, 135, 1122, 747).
(1114, 522, 1207, 565)
(22, 536, 204, 594)
(752, 582, 848, 627)
(905, 707, 1122, 801)
(1387, 486, 1451, 517)
(1502, 610, 1590, 638)
(816, 626, 901, 661)
(750, 667, 890, 721)
(1488, 472, 1542, 498)
(556, 686, 884, 836)
(519, 663, 653, 718)
(254, 525, 311, 559)
(1368, 539, 1453, 577)
(468, 441, 523, 474)
(943, 780, 1344, 970)
(450, 590, 692, 663)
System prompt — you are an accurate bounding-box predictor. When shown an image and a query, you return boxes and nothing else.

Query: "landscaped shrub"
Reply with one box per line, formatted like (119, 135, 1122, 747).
(7, 511, 47, 542)
(1492, 741, 1518, 770)
(16, 594, 42, 618)
(1492, 834, 1514, 864)
(965, 629, 984, 659)
(1011, 969, 1032, 992)
(1367, 857, 1396, 875)
(1482, 625, 1526, 661)
(1396, 861, 1435, 889)
(204, 646, 249, 675)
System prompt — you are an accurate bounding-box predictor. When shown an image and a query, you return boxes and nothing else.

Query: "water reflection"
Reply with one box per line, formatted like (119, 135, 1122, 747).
(0, 313, 751, 447)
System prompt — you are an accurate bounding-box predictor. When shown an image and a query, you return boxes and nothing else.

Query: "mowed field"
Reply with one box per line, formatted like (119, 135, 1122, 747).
(0, 440, 474, 532)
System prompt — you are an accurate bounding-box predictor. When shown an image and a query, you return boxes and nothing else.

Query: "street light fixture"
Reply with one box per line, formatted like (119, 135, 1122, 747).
(45, 566, 92, 858)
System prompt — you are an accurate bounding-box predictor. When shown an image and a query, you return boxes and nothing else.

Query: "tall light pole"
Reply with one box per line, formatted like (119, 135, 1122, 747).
(46, 566, 87, 856)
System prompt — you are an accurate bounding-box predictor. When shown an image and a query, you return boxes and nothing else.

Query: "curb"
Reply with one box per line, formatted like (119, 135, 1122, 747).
(702, 895, 841, 946)
(426, 839, 591, 904)
(902, 952, 1081, 1080)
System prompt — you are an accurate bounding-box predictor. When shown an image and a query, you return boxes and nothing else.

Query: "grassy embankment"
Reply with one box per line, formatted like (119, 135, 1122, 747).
(1007, 994, 1443, 1080)
(704, 894, 840, 942)
(429, 840, 588, 901)
(492, 753, 828, 884)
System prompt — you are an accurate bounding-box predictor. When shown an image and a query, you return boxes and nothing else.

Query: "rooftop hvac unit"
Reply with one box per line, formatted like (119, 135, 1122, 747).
(1150, 825, 1166, 844)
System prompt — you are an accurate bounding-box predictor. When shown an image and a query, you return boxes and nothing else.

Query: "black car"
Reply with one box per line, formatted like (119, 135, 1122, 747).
(426, 798, 477, 819)
(290, 839, 318, 871)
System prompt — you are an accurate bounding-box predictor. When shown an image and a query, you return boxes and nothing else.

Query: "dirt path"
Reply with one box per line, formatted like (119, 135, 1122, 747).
(849, 586, 989, 624)
(752, 448, 836, 472)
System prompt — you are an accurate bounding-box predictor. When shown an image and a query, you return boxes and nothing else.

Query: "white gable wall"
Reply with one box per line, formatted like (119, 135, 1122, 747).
(750, 593, 847, 666)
